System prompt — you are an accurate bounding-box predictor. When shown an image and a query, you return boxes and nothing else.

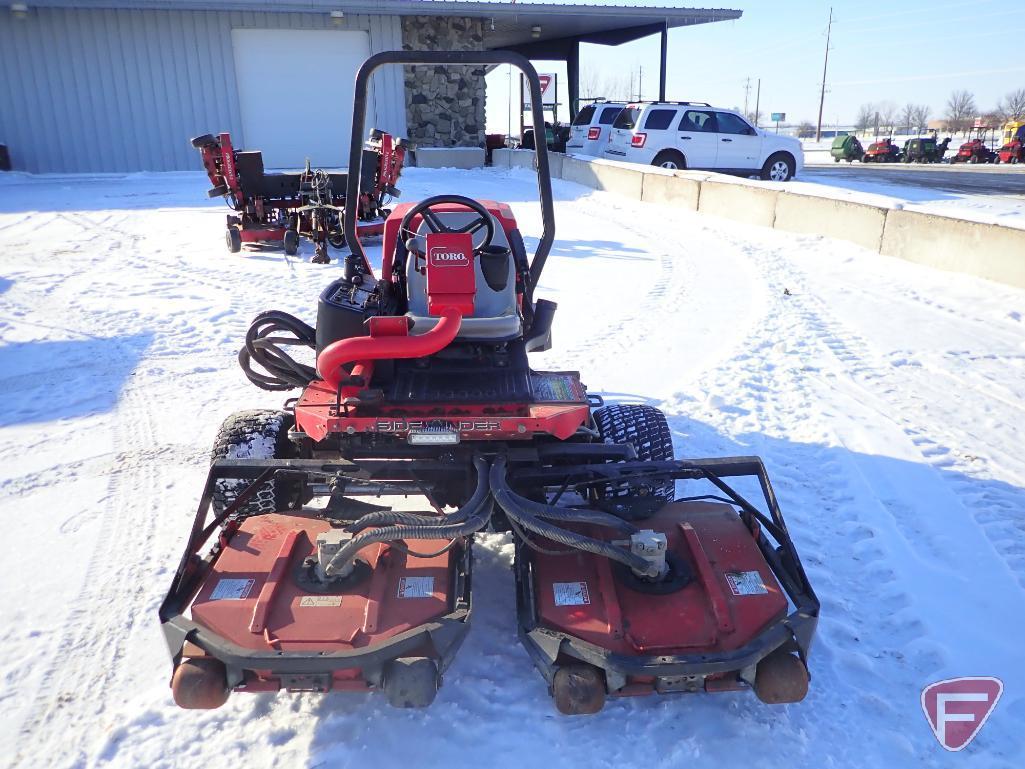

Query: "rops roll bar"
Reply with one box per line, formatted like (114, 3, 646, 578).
(344, 50, 555, 290)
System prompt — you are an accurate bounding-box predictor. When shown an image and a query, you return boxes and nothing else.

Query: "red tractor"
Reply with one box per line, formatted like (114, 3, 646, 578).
(951, 129, 997, 164)
(862, 138, 902, 163)
(160, 51, 819, 716)
(192, 129, 410, 263)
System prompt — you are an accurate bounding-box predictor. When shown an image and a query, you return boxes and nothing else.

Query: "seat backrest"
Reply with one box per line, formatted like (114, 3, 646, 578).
(406, 211, 515, 319)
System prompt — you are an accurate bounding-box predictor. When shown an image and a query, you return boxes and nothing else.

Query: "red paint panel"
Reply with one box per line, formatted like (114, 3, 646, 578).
(190, 514, 455, 653)
(531, 502, 787, 656)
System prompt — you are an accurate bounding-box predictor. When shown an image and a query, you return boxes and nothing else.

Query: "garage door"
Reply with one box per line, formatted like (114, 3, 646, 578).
(231, 28, 371, 168)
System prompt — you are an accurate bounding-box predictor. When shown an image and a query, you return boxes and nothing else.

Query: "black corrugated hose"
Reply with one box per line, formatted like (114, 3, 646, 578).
(238, 310, 318, 391)
(489, 457, 657, 577)
(324, 456, 493, 578)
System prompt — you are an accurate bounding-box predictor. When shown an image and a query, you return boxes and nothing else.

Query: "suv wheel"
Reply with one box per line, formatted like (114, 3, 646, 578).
(761, 153, 795, 181)
(651, 150, 686, 170)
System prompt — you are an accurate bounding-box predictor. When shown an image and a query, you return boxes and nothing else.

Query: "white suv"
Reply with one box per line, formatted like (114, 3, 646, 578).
(603, 102, 803, 181)
(566, 100, 626, 157)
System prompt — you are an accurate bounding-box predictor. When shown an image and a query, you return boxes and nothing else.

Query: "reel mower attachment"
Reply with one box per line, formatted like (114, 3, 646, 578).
(191, 128, 410, 262)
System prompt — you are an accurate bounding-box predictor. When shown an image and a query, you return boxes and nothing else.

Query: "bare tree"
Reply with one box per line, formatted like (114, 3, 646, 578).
(911, 104, 931, 134)
(996, 88, 1025, 122)
(900, 103, 916, 135)
(855, 103, 875, 134)
(878, 101, 899, 135)
(579, 66, 632, 101)
(797, 120, 815, 138)
(945, 90, 977, 134)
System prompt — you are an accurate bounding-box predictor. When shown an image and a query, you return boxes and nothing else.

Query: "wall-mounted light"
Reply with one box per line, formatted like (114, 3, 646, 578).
(330, 10, 345, 26)
(531, 25, 541, 39)
(11, 3, 29, 19)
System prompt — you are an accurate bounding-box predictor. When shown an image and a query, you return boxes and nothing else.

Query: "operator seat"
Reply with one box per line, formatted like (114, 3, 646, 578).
(405, 211, 522, 341)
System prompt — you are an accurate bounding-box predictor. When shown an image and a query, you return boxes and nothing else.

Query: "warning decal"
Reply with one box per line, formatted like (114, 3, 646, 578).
(726, 571, 768, 596)
(553, 581, 591, 607)
(210, 578, 255, 600)
(299, 595, 342, 608)
(397, 576, 435, 599)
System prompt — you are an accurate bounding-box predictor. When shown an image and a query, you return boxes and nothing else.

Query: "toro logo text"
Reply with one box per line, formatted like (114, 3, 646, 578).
(429, 246, 470, 268)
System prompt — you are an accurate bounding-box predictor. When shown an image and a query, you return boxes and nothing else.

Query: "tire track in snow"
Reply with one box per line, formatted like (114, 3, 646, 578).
(11, 375, 167, 769)
(750, 242, 1025, 592)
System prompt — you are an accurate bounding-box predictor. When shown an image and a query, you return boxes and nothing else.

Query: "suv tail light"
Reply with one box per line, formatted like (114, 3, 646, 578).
(631, 132, 647, 148)
(587, 127, 601, 140)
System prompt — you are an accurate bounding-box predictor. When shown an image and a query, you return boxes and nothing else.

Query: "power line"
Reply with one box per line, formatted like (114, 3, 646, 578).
(833, 65, 1025, 87)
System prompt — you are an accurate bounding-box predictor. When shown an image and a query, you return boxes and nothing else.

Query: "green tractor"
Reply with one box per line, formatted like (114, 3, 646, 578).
(830, 134, 865, 163)
(902, 136, 951, 163)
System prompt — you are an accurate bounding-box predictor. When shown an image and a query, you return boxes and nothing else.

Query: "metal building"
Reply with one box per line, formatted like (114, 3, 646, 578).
(0, 0, 741, 173)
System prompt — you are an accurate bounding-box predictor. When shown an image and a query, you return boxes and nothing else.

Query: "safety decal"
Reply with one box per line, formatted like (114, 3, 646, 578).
(553, 581, 591, 606)
(210, 578, 255, 600)
(299, 596, 342, 607)
(726, 571, 768, 596)
(398, 576, 435, 599)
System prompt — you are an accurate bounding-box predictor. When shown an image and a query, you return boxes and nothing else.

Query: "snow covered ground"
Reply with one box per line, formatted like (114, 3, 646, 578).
(2, 167, 1025, 768)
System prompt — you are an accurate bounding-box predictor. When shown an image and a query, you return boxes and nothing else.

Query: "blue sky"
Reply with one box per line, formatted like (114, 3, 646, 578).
(484, 0, 1025, 132)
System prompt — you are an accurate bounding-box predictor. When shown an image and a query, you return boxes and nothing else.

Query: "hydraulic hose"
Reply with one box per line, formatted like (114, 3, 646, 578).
(324, 458, 492, 578)
(490, 458, 657, 578)
(496, 485, 638, 535)
(346, 456, 491, 534)
(238, 310, 318, 391)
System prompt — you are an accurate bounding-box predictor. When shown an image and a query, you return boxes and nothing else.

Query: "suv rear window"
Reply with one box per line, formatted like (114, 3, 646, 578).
(598, 105, 623, 125)
(643, 109, 676, 130)
(612, 107, 641, 130)
(572, 105, 596, 126)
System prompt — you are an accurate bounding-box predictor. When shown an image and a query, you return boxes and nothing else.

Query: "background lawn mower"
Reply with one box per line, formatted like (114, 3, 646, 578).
(951, 129, 997, 164)
(160, 51, 819, 716)
(192, 128, 410, 263)
(862, 138, 902, 163)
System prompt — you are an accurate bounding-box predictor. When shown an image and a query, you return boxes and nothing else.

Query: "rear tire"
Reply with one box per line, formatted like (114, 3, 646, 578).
(761, 153, 795, 181)
(553, 664, 606, 715)
(651, 150, 686, 170)
(283, 229, 299, 256)
(210, 409, 298, 518)
(593, 404, 675, 500)
(226, 226, 242, 253)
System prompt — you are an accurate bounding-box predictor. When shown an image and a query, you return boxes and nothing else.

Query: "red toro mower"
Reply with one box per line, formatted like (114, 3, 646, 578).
(160, 51, 819, 715)
(862, 138, 901, 163)
(192, 129, 410, 263)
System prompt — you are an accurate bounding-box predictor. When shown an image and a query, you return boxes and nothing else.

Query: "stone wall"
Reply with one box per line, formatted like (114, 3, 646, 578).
(401, 16, 486, 148)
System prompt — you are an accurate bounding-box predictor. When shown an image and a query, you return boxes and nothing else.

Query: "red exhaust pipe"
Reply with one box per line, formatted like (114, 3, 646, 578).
(316, 308, 462, 390)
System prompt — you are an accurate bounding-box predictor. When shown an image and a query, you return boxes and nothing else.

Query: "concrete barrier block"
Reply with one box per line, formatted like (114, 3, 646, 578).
(490, 148, 513, 168)
(880, 210, 1025, 289)
(698, 179, 778, 227)
(774, 193, 887, 252)
(415, 147, 485, 169)
(640, 170, 701, 210)
(560, 157, 643, 198)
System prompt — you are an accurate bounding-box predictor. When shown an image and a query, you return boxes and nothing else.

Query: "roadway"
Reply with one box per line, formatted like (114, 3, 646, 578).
(802, 161, 1025, 197)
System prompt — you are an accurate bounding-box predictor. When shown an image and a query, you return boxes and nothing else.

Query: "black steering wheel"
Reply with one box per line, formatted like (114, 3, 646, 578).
(398, 195, 496, 253)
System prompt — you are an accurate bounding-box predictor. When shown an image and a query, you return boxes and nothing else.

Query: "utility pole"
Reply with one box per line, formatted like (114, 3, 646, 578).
(815, 7, 833, 142)
(743, 77, 751, 116)
(754, 78, 761, 127)
(638, 65, 643, 101)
